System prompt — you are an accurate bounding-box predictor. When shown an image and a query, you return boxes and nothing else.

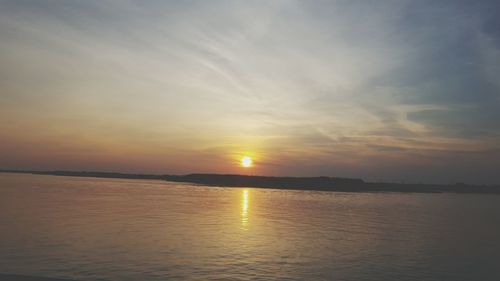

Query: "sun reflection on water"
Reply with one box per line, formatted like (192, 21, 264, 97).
(241, 189, 249, 229)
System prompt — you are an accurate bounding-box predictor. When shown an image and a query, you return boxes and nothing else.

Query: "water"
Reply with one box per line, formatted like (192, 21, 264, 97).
(0, 173, 499, 281)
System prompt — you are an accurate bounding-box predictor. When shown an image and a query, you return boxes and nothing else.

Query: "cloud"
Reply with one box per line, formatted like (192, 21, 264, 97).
(1, 0, 500, 183)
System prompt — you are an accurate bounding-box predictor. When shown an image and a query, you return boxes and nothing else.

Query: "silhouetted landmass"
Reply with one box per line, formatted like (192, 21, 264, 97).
(1, 169, 499, 194)
(0, 273, 74, 281)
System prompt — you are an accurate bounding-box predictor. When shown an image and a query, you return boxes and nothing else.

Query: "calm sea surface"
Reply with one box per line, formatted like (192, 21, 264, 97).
(0, 173, 499, 281)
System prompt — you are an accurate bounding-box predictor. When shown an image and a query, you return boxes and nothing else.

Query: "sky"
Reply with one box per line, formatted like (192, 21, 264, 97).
(1, 0, 499, 184)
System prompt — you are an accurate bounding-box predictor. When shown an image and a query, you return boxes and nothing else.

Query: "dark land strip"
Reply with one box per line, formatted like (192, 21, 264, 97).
(1, 169, 499, 194)
(0, 273, 75, 281)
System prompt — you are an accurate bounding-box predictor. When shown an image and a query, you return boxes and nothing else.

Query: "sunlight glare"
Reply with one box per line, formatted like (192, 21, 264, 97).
(241, 189, 249, 229)
(241, 156, 253, 168)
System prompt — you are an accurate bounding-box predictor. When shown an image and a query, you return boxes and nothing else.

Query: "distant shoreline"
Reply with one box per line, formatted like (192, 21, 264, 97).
(0, 273, 74, 281)
(1, 169, 499, 194)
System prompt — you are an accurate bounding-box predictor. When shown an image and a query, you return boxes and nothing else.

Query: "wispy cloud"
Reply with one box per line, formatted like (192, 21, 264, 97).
(1, 0, 499, 183)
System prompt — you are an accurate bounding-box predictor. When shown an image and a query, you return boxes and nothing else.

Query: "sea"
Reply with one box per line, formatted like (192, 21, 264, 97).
(0, 173, 499, 281)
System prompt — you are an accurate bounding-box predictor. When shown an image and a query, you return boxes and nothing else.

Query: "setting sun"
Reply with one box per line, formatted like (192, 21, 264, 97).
(241, 156, 253, 168)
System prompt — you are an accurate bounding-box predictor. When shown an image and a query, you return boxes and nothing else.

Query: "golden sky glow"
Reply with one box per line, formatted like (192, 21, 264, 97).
(1, 1, 500, 184)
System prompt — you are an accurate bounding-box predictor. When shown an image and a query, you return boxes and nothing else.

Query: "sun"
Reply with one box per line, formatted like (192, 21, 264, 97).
(241, 156, 253, 168)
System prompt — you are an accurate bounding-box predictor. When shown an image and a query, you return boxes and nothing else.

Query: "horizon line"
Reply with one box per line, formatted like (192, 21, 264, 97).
(1, 168, 498, 187)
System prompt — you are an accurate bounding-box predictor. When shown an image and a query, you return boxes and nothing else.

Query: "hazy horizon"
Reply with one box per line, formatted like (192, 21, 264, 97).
(1, 0, 500, 184)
